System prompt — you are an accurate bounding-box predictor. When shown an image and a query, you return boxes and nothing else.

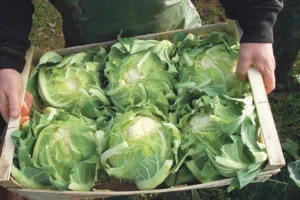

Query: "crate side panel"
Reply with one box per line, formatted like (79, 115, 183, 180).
(54, 23, 228, 56)
(0, 46, 35, 183)
(9, 169, 280, 200)
(247, 68, 285, 168)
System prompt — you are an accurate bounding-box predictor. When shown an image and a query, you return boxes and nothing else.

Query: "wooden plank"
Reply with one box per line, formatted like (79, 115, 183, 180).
(31, 47, 44, 68)
(54, 23, 228, 55)
(0, 178, 23, 189)
(226, 20, 240, 40)
(0, 46, 35, 183)
(247, 68, 285, 168)
(253, 169, 280, 182)
(9, 169, 280, 200)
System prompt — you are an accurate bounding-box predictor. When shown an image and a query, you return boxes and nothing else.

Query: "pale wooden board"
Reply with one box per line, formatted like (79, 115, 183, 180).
(9, 169, 280, 200)
(0, 177, 23, 189)
(226, 20, 240, 40)
(55, 23, 228, 55)
(31, 47, 44, 68)
(0, 46, 34, 184)
(247, 68, 285, 168)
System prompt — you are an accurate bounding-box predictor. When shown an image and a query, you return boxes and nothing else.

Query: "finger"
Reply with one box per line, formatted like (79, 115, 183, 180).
(22, 102, 31, 117)
(20, 116, 30, 126)
(0, 93, 10, 122)
(262, 71, 276, 94)
(7, 87, 22, 118)
(25, 91, 34, 103)
(24, 91, 33, 112)
(237, 54, 252, 81)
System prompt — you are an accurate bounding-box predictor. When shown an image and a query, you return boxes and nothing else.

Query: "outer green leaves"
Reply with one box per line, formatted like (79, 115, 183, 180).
(38, 51, 63, 65)
(281, 139, 300, 161)
(11, 107, 112, 191)
(105, 37, 177, 114)
(207, 135, 252, 177)
(179, 94, 257, 138)
(11, 165, 52, 190)
(185, 153, 223, 183)
(288, 159, 300, 188)
(281, 139, 300, 188)
(241, 123, 267, 163)
(100, 104, 181, 190)
(173, 32, 249, 111)
(69, 156, 99, 191)
(177, 92, 266, 190)
(27, 48, 110, 119)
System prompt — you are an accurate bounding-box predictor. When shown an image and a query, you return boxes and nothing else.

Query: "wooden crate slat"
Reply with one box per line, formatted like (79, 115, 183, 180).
(0, 46, 35, 183)
(0, 178, 23, 189)
(54, 23, 228, 55)
(9, 169, 280, 200)
(247, 68, 285, 168)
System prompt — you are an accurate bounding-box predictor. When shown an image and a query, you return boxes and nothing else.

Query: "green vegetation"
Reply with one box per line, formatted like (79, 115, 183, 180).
(11, 107, 112, 191)
(104, 37, 177, 113)
(27, 48, 110, 119)
(270, 90, 300, 142)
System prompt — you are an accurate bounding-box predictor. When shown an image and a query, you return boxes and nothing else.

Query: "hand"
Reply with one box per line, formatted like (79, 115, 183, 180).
(0, 69, 23, 122)
(236, 43, 276, 94)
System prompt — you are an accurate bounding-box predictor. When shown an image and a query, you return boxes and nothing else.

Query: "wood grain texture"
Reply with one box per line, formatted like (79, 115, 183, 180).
(247, 68, 286, 168)
(9, 169, 280, 200)
(54, 23, 228, 55)
(0, 46, 34, 183)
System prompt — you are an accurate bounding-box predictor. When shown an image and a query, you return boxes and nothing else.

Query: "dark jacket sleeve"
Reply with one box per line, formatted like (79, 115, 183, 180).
(0, 0, 34, 73)
(219, 0, 283, 43)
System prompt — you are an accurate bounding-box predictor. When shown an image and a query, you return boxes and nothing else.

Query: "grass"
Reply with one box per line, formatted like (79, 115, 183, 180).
(270, 90, 300, 141)
(25, 1, 300, 200)
(192, 0, 226, 25)
(29, 0, 64, 51)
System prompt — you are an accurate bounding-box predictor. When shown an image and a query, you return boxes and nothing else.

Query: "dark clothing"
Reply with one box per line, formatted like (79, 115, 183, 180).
(0, 115, 5, 135)
(50, 0, 201, 47)
(0, 0, 283, 73)
(219, 0, 283, 43)
(273, 0, 300, 86)
(0, 0, 34, 73)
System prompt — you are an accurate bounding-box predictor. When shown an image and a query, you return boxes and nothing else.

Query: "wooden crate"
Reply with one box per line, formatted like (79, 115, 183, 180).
(0, 21, 285, 200)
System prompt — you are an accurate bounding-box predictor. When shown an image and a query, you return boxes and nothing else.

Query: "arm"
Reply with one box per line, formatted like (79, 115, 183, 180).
(220, 0, 283, 93)
(0, 0, 34, 122)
